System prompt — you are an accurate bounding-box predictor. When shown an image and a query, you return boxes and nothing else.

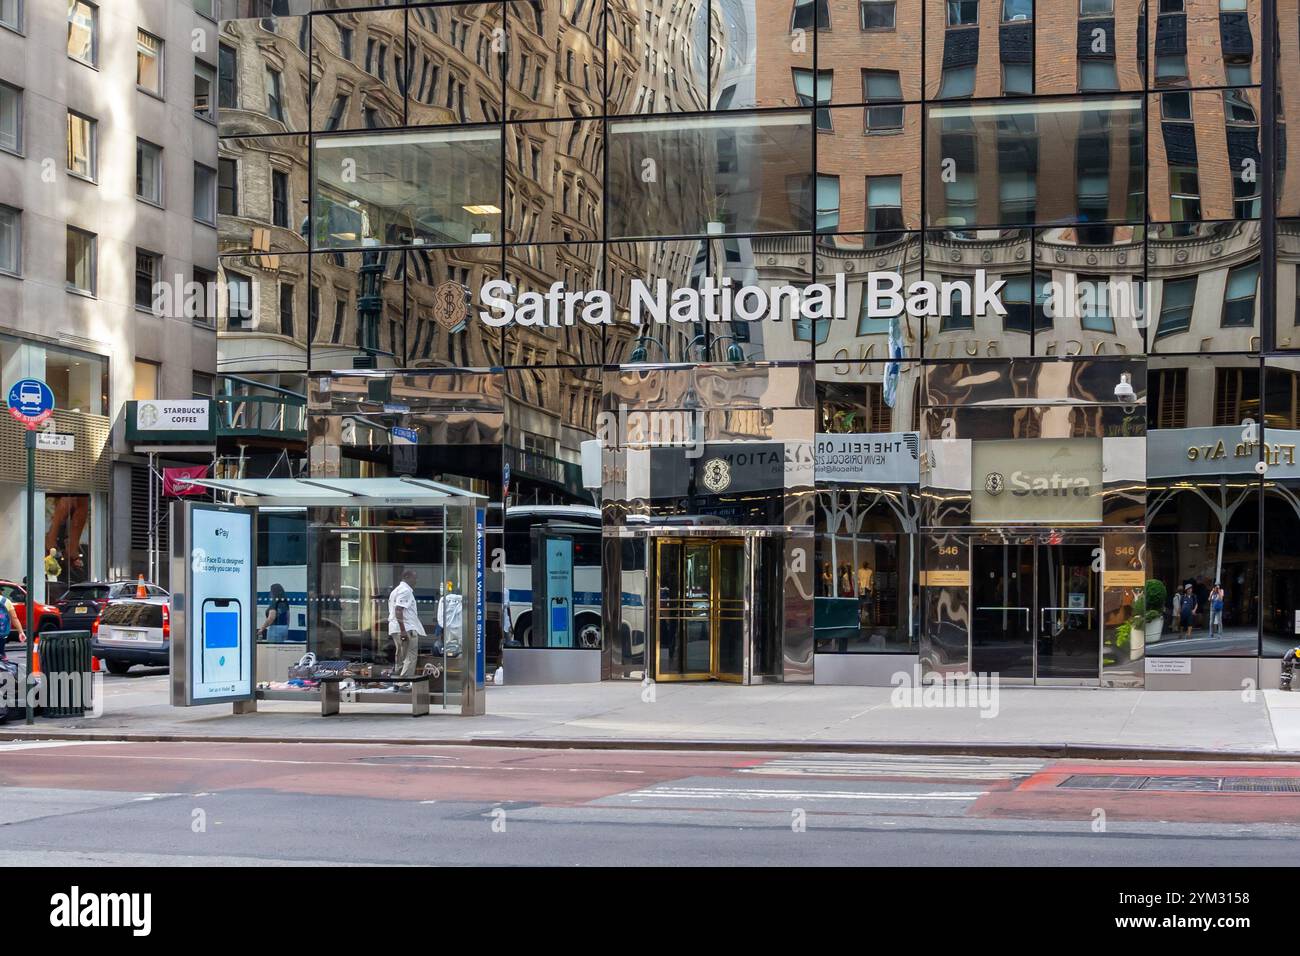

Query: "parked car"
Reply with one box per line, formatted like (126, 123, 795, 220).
(0, 581, 61, 634)
(92, 598, 170, 675)
(57, 580, 168, 632)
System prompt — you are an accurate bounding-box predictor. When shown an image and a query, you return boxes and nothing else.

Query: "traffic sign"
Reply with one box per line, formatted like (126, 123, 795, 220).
(35, 432, 74, 451)
(7, 378, 54, 430)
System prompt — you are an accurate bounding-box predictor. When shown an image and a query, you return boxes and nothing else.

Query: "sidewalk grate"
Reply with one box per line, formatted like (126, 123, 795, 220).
(1060, 774, 1300, 793)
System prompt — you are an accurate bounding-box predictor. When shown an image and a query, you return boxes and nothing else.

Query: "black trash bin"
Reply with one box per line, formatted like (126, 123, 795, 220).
(37, 630, 93, 718)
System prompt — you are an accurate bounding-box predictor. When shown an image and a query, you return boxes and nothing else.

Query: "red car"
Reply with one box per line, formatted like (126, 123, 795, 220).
(0, 581, 62, 635)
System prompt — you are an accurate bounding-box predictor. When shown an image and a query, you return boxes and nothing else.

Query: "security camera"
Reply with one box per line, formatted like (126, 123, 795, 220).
(1114, 372, 1136, 404)
(1255, 460, 1268, 476)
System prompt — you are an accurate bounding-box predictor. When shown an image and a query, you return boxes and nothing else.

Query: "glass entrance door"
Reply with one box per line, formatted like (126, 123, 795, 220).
(969, 540, 1100, 683)
(655, 537, 746, 682)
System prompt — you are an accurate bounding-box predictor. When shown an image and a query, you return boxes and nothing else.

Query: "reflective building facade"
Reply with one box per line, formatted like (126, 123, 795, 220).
(219, 0, 1300, 690)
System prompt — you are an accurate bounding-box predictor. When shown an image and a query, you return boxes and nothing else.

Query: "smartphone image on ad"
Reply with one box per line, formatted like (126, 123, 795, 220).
(201, 598, 242, 685)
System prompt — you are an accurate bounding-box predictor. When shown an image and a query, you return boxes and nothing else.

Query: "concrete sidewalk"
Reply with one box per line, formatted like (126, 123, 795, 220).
(3, 674, 1300, 759)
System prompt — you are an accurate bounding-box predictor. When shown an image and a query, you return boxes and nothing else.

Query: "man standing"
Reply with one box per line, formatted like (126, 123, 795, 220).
(387, 569, 424, 678)
(1179, 584, 1197, 638)
(857, 561, 874, 626)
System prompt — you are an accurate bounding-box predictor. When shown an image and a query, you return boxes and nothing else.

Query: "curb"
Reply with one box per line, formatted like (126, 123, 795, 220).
(0, 728, 1297, 762)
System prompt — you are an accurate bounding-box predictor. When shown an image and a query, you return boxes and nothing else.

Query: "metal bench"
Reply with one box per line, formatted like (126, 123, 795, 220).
(314, 672, 431, 717)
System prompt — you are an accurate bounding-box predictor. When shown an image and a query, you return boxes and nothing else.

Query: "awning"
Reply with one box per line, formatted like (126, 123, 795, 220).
(181, 476, 485, 507)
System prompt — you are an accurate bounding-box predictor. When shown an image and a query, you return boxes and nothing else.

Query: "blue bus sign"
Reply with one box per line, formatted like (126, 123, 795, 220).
(7, 378, 54, 429)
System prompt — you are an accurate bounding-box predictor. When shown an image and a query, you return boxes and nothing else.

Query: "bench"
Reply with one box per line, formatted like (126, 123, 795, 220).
(315, 672, 431, 717)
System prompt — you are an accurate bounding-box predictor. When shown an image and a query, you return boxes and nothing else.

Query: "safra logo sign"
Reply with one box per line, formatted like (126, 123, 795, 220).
(475, 271, 1007, 327)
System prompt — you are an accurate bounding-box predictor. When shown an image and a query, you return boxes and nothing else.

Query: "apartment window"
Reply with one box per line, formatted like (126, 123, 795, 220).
(793, 69, 832, 130)
(1221, 263, 1259, 327)
(792, 0, 828, 30)
(278, 283, 295, 337)
(1079, 60, 1118, 91)
(1077, 275, 1114, 332)
(325, 94, 348, 131)
(133, 359, 159, 402)
(866, 175, 904, 238)
(0, 81, 19, 154)
(1161, 91, 1192, 120)
(1219, 0, 1246, 8)
(65, 226, 96, 294)
(225, 272, 253, 328)
(193, 0, 215, 18)
(1159, 0, 1184, 10)
(338, 26, 354, 61)
(67, 1, 96, 67)
(137, 30, 162, 95)
(66, 111, 96, 180)
(194, 163, 217, 224)
(939, 65, 975, 98)
(1234, 172, 1261, 218)
(137, 140, 163, 205)
(1151, 367, 1187, 428)
(0, 205, 19, 275)
(266, 67, 284, 122)
(191, 371, 214, 400)
(939, 277, 974, 330)
(816, 175, 839, 231)
(218, 44, 237, 109)
(135, 249, 161, 311)
(1002, 63, 1032, 95)
(860, 0, 895, 29)
(1224, 89, 1257, 125)
(947, 0, 979, 26)
(1081, 0, 1113, 13)
(864, 71, 903, 131)
(217, 158, 238, 216)
(272, 169, 289, 228)
(1214, 367, 1260, 426)
(194, 61, 216, 120)
(1003, 0, 1031, 18)
(1002, 274, 1032, 332)
(0, 0, 21, 33)
(1169, 165, 1201, 221)
(1155, 276, 1196, 337)
(1155, 55, 1187, 81)
(193, 267, 216, 324)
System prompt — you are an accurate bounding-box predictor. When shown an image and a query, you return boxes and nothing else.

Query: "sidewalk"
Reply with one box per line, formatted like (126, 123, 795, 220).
(3, 675, 1300, 759)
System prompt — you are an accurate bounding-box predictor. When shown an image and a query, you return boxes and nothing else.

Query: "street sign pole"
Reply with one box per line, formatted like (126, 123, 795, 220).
(23, 428, 33, 725)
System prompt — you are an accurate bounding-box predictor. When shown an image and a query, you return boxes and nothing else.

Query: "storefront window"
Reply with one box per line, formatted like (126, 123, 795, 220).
(0, 332, 108, 417)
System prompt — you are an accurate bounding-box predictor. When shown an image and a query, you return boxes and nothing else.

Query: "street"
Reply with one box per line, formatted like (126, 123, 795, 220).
(2, 734, 1299, 866)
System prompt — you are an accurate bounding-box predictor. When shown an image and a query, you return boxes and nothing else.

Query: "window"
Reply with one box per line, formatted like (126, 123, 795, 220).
(266, 67, 283, 122)
(65, 226, 96, 294)
(218, 44, 237, 109)
(218, 158, 238, 216)
(1151, 367, 1187, 428)
(1161, 91, 1192, 120)
(859, 0, 895, 29)
(939, 276, 973, 330)
(193, 0, 215, 18)
(1077, 275, 1114, 332)
(1155, 276, 1196, 337)
(1159, 0, 1184, 10)
(194, 163, 217, 224)
(1156, 55, 1187, 81)
(225, 272, 253, 328)
(1219, 0, 1247, 9)
(1002, 274, 1032, 332)
(1080, 0, 1113, 13)
(194, 61, 216, 120)
(793, 69, 832, 130)
(1224, 89, 1256, 125)
(133, 359, 159, 402)
(0, 0, 20, 32)
(0, 81, 20, 154)
(1221, 263, 1259, 327)
(864, 71, 903, 131)
(134, 250, 161, 310)
(67, 1, 97, 67)
(0, 205, 19, 275)
(137, 30, 162, 95)
(866, 175, 904, 240)
(1214, 367, 1260, 426)
(1003, 0, 1031, 19)
(1002, 63, 1032, 94)
(137, 139, 163, 205)
(1079, 60, 1117, 91)
(792, 0, 828, 30)
(278, 283, 295, 337)
(939, 65, 975, 98)
(1234, 170, 1261, 218)
(947, 0, 979, 26)
(193, 267, 216, 324)
(1169, 165, 1201, 221)
(272, 169, 289, 228)
(66, 111, 96, 180)
(816, 175, 839, 231)
(338, 26, 354, 61)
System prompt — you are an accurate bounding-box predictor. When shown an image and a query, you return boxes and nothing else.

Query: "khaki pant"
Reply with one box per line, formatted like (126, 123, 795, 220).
(391, 630, 418, 677)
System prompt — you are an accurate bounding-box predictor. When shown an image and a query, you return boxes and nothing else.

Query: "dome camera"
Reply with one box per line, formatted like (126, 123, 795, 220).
(1255, 460, 1268, 476)
(1114, 372, 1136, 404)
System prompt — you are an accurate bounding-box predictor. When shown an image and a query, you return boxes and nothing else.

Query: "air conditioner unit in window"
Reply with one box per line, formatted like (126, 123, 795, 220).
(1011, 14, 1029, 20)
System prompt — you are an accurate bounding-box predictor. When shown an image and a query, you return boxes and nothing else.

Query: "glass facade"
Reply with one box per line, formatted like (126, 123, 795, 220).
(217, 0, 1299, 688)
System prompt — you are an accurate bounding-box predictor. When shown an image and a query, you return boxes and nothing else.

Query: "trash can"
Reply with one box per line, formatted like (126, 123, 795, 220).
(36, 630, 92, 718)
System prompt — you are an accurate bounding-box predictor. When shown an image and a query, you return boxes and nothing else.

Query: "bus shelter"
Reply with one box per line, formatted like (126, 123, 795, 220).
(184, 477, 487, 716)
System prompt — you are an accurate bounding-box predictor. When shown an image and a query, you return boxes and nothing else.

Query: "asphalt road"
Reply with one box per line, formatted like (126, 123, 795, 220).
(2, 738, 1299, 866)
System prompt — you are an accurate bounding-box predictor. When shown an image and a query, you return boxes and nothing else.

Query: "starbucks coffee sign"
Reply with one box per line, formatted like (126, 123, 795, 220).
(971, 438, 1103, 524)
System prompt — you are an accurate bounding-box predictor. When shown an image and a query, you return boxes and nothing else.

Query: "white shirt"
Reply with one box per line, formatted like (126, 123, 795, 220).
(437, 592, 463, 641)
(387, 581, 426, 636)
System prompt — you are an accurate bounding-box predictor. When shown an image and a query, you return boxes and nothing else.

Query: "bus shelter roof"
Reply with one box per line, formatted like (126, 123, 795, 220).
(182, 476, 485, 508)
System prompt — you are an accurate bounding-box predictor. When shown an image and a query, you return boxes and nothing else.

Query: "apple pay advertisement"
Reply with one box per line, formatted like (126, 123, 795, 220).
(188, 505, 254, 703)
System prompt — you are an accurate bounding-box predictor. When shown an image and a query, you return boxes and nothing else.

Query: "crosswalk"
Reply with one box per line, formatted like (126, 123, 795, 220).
(629, 784, 986, 802)
(740, 755, 1046, 781)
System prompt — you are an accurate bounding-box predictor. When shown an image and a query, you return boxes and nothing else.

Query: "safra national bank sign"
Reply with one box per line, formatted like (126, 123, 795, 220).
(475, 271, 1008, 326)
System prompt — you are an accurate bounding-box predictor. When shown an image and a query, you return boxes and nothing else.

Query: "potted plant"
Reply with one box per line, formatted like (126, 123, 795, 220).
(1129, 580, 1167, 656)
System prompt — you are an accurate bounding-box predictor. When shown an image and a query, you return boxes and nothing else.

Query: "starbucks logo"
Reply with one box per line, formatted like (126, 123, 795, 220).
(702, 458, 731, 493)
(138, 403, 159, 428)
(985, 471, 1005, 496)
(433, 281, 468, 330)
